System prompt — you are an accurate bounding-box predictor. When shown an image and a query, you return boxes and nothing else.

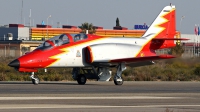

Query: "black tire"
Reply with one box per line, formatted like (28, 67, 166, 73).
(32, 78, 39, 85)
(114, 78, 123, 85)
(32, 79, 35, 84)
(77, 74, 86, 85)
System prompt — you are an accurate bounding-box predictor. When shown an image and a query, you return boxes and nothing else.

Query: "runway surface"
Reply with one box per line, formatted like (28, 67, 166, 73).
(0, 81, 199, 112)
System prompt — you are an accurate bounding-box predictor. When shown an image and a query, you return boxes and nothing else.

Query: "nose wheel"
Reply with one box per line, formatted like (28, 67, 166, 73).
(30, 72, 40, 85)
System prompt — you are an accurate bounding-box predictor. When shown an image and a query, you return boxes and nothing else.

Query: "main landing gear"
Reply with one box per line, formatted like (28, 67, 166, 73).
(77, 74, 87, 85)
(72, 67, 111, 85)
(72, 67, 92, 85)
(30, 72, 39, 85)
(72, 63, 126, 86)
(113, 63, 126, 85)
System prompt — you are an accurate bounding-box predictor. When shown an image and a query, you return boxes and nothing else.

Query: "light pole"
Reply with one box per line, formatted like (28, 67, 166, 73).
(180, 16, 185, 34)
(47, 15, 51, 39)
(179, 16, 185, 45)
(197, 24, 199, 57)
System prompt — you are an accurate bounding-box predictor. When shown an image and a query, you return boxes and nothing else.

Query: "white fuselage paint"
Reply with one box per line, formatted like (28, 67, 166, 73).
(49, 37, 148, 67)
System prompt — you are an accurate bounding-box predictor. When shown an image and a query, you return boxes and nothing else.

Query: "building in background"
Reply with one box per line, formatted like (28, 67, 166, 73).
(0, 23, 197, 58)
(181, 34, 200, 58)
(0, 24, 29, 40)
(0, 40, 43, 57)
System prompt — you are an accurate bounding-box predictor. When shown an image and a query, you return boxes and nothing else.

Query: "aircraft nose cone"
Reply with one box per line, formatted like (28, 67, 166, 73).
(8, 59, 20, 67)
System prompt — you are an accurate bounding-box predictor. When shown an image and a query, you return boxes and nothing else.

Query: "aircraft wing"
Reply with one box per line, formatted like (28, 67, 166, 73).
(110, 54, 175, 64)
(152, 38, 189, 40)
(92, 54, 175, 67)
(126, 61, 155, 67)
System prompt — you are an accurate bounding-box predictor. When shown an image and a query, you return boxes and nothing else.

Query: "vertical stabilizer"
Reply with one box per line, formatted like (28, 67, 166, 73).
(142, 4, 176, 40)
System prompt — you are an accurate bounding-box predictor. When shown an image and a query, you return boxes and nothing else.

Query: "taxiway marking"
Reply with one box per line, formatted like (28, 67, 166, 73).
(0, 96, 185, 100)
(0, 104, 199, 109)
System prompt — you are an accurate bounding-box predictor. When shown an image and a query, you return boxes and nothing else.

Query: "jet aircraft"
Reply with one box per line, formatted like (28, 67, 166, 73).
(8, 4, 188, 85)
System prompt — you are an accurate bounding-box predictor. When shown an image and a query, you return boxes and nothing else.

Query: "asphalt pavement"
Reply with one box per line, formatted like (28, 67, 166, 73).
(0, 81, 199, 112)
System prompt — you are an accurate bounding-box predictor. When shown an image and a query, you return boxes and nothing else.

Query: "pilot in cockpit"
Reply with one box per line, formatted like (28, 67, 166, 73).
(74, 35, 80, 42)
(55, 35, 63, 46)
(79, 34, 84, 40)
(74, 34, 86, 42)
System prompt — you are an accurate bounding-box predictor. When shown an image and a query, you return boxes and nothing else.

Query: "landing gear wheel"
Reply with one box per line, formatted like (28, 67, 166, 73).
(32, 78, 39, 85)
(77, 74, 86, 85)
(114, 78, 123, 85)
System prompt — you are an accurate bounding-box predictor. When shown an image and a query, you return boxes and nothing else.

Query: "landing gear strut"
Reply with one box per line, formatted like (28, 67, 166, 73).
(114, 63, 126, 85)
(30, 72, 39, 85)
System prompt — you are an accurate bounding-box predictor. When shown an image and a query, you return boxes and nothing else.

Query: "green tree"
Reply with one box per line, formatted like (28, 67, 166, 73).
(169, 42, 185, 57)
(116, 17, 121, 27)
(79, 22, 96, 34)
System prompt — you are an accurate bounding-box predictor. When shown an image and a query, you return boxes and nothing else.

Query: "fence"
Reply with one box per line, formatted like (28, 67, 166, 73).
(0, 47, 30, 58)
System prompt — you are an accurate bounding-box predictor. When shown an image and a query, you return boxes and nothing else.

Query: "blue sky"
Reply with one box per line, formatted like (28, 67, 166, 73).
(0, 0, 199, 34)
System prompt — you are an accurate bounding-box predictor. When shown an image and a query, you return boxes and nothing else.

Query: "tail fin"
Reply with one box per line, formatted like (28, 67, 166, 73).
(142, 4, 176, 39)
(142, 4, 188, 50)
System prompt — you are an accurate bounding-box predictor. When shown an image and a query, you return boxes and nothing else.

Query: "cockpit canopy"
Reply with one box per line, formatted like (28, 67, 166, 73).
(36, 33, 88, 50)
(73, 33, 88, 42)
(36, 34, 69, 50)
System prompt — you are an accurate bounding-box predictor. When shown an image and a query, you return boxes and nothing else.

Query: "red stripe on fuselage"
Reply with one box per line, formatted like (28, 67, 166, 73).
(18, 34, 107, 68)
